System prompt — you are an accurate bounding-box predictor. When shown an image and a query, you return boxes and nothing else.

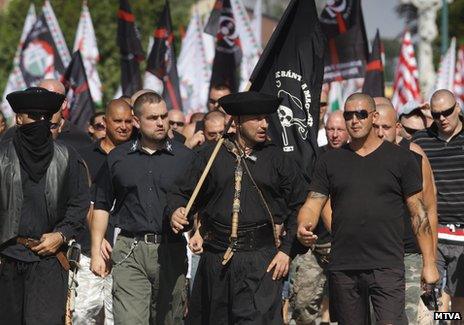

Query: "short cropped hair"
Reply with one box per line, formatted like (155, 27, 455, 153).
(133, 92, 164, 117)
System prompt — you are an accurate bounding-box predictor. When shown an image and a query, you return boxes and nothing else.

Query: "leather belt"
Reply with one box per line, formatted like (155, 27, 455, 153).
(203, 222, 275, 252)
(119, 230, 164, 244)
(16, 237, 70, 271)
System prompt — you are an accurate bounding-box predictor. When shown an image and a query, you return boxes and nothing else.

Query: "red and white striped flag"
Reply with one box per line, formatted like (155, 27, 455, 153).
(454, 46, 464, 106)
(391, 31, 421, 110)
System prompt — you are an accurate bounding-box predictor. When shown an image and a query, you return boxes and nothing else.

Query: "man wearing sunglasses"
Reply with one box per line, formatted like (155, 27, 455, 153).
(297, 93, 438, 325)
(88, 112, 106, 141)
(373, 100, 438, 324)
(397, 101, 430, 140)
(412, 89, 464, 318)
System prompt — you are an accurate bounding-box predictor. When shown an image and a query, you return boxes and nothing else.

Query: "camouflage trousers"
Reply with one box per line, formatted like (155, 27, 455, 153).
(290, 248, 329, 324)
(404, 253, 434, 325)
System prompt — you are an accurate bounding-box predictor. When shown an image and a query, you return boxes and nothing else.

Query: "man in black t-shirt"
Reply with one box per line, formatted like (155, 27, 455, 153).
(297, 93, 438, 325)
(373, 100, 438, 324)
(291, 110, 349, 325)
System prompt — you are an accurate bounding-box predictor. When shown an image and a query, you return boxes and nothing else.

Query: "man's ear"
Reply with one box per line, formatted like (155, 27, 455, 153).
(16, 114, 23, 125)
(133, 115, 141, 129)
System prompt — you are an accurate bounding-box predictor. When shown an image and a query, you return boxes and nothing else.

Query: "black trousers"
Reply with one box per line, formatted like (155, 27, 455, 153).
(187, 246, 283, 325)
(0, 256, 68, 325)
(329, 268, 407, 325)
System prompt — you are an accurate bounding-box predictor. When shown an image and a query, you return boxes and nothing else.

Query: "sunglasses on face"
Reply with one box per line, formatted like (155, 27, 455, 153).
(343, 109, 374, 121)
(50, 122, 60, 130)
(93, 122, 106, 131)
(431, 103, 456, 119)
(169, 120, 185, 127)
(402, 125, 421, 136)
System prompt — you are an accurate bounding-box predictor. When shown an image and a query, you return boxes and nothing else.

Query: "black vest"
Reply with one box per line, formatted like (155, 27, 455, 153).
(0, 140, 69, 245)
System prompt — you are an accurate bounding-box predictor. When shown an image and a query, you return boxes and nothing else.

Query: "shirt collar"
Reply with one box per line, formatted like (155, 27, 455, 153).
(128, 137, 174, 155)
(94, 139, 107, 155)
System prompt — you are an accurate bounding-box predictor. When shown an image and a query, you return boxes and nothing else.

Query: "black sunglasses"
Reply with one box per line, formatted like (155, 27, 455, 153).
(50, 122, 60, 130)
(93, 122, 106, 131)
(343, 110, 374, 121)
(402, 125, 421, 136)
(431, 103, 456, 119)
(169, 120, 185, 127)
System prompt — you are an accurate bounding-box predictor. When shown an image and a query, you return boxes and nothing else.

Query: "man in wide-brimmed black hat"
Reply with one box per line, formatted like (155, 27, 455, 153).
(168, 91, 309, 324)
(0, 87, 90, 324)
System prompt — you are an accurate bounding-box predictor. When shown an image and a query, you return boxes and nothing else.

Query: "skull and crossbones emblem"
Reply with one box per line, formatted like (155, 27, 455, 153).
(277, 90, 310, 147)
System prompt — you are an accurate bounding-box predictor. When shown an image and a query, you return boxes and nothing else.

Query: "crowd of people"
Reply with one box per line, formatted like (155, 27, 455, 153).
(0, 78, 463, 325)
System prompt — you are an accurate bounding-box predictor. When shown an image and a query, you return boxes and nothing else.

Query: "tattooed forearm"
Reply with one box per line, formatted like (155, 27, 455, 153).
(408, 196, 432, 236)
(309, 191, 328, 199)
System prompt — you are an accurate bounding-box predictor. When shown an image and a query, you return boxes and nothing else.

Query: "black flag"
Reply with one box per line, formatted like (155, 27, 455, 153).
(319, 0, 368, 83)
(146, 1, 183, 111)
(250, 0, 326, 181)
(362, 29, 385, 97)
(117, 0, 144, 96)
(205, 0, 242, 93)
(62, 51, 95, 131)
(20, 14, 68, 86)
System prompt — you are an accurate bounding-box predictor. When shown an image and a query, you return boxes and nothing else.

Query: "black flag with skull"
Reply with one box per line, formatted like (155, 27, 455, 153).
(250, 0, 325, 181)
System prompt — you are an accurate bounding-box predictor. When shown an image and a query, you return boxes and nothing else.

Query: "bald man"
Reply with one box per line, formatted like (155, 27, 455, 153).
(40, 79, 93, 149)
(374, 100, 438, 324)
(297, 93, 438, 324)
(291, 111, 349, 325)
(73, 98, 133, 325)
(412, 89, 464, 317)
(168, 110, 186, 134)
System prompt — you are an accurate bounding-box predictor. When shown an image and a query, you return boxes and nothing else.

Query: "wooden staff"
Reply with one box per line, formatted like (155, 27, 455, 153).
(184, 82, 251, 217)
(184, 118, 233, 217)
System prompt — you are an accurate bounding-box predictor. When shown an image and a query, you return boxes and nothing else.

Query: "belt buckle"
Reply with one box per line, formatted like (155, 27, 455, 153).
(144, 233, 155, 244)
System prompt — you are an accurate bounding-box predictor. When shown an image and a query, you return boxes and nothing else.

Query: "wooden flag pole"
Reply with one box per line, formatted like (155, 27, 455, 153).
(184, 118, 232, 217)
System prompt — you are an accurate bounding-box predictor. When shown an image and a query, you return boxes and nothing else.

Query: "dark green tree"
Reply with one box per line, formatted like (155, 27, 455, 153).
(0, 0, 194, 106)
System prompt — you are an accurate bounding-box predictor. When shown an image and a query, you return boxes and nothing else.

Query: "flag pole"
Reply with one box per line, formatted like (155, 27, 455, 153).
(183, 82, 251, 217)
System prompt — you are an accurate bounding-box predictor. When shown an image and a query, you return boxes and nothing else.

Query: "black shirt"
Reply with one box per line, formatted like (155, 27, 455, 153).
(399, 138, 422, 254)
(412, 119, 464, 225)
(58, 120, 93, 150)
(309, 141, 422, 271)
(1, 143, 90, 262)
(314, 145, 332, 245)
(77, 140, 108, 254)
(78, 140, 107, 182)
(167, 140, 309, 256)
(93, 138, 196, 235)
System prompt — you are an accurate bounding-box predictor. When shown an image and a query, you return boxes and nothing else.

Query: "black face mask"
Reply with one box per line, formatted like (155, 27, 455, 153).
(13, 119, 53, 183)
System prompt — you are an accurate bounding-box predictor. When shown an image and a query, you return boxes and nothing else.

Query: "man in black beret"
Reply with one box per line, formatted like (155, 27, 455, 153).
(168, 91, 309, 324)
(0, 87, 90, 324)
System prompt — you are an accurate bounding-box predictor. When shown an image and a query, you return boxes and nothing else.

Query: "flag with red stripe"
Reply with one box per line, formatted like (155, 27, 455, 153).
(117, 0, 144, 97)
(319, 0, 369, 83)
(205, 0, 242, 93)
(391, 30, 421, 110)
(62, 50, 95, 131)
(362, 29, 384, 97)
(146, 0, 183, 111)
